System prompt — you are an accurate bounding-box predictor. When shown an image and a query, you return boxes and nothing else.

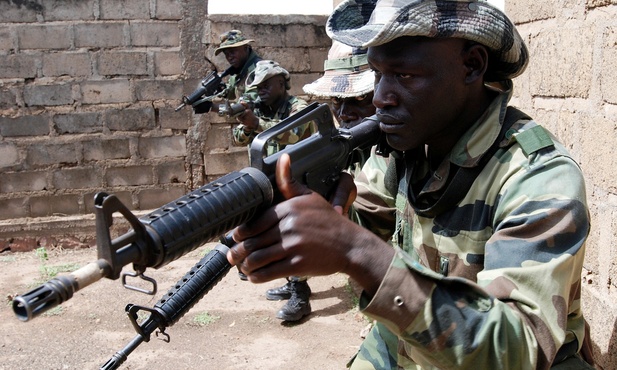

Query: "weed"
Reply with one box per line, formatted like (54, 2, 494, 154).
(35, 247, 48, 262)
(192, 311, 220, 326)
(39, 263, 81, 280)
(42, 305, 64, 317)
(345, 281, 360, 308)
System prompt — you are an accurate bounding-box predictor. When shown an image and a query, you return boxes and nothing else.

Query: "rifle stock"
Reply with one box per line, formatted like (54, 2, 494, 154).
(12, 102, 382, 322)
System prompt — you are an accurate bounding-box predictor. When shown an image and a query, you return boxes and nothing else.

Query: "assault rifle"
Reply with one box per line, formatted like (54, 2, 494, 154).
(12, 102, 384, 323)
(174, 66, 233, 112)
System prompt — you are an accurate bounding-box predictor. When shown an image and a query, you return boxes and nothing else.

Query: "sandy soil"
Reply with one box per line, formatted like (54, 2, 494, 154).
(0, 243, 369, 370)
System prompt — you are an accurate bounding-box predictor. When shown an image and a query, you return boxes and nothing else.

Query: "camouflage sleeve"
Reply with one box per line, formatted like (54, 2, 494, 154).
(258, 98, 317, 145)
(351, 149, 396, 241)
(232, 124, 256, 146)
(359, 151, 589, 369)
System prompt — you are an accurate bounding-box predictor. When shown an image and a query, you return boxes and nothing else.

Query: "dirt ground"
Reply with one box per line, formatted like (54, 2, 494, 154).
(0, 243, 369, 370)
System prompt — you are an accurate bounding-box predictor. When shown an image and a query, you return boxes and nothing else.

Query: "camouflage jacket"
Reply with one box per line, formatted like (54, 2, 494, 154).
(350, 90, 591, 369)
(232, 95, 316, 156)
(222, 49, 261, 102)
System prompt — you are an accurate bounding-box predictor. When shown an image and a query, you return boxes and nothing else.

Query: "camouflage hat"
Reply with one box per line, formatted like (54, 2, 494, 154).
(326, 0, 529, 81)
(303, 41, 374, 99)
(246, 60, 291, 90)
(214, 30, 254, 56)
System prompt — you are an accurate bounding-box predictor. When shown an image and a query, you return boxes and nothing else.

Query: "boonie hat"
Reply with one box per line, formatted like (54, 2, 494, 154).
(303, 41, 374, 99)
(326, 0, 529, 81)
(214, 30, 254, 56)
(246, 60, 291, 90)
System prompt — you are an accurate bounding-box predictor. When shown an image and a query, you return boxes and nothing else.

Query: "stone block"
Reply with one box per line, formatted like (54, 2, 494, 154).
(137, 185, 187, 210)
(0, 198, 28, 220)
(507, 0, 556, 23)
(83, 190, 134, 213)
(134, 79, 183, 100)
(130, 21, 180, 47)
(30, 194, 81, 217)
(52, 167, 102, 190)
(42, 52, 92, 77)
(0, 115, 50, 137)
(159, 105, 190, 130)
(283, 24, 328, 47)
(83, 138, 131, 161)
(0, 54, 37, 79)
(27, 142, 80, 167)
(203, 148, 248, 176)
(601, 26, 617, 104)
(24, 84, 74, 106)
(53, 112, 102, 134)
(16, 24, 71, 50)
(528, 27, 593, 98)
(0, 171, 48, 193)
(0, 26, 12, 51)
(156, 160, 187, 184)
(81, 79, 132, 104)
(99, 0, 151, 19)
(74, 22, 127, 48)
(105, 106, 156, 131)
(153, 50, 183, 76)
(308, 47, 328, 73)
(0, 143, 20, 169)
(580, 114, 617, 193)
(106, 165, 154, 186)
(39, 0, 97, 21)
(154, 0, 183, 20)
(0, 87, 17, 109)
(98, 51, 148, 76)
(0, 1, 38, 23)
(138, 135, 187, 159)
(204, 124, 234, 151)
(263, 48, 310, 73)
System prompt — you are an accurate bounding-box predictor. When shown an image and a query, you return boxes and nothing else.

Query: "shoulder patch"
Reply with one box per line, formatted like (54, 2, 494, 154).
(514, 125, 554, 156)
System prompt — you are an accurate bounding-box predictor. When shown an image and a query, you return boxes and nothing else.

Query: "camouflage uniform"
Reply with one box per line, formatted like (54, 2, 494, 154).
(232, 95, 314, 156)
(349, 89, 593, 369)
(221, 48, 261, 103)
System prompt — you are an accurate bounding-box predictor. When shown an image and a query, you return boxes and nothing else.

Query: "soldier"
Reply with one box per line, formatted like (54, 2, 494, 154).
(232, 60, 316, 156)
(234, 60, 317, 322)
(303, 40, 375, 130)
(263, 42, 384, 325)
(227, 0, 596, 369)
(192, 30, 262, 114)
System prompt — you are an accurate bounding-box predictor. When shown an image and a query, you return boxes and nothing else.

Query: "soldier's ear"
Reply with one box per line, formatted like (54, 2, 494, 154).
(463, 42, 488, 84)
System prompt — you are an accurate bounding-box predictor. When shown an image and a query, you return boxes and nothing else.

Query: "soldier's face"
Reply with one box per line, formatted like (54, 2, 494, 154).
(330, 92, 375, 129)
(368, 37, 471, 153)
(223, 46, 250, 69)
(257, 76, 286, 106)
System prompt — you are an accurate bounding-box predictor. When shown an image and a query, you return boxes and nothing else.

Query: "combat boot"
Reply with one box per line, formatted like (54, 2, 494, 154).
(265, 280, 293, 301)
(276, 280, 311, 322)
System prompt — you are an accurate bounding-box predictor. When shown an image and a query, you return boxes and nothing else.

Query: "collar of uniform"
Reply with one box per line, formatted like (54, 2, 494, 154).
(449, 84, 513, 168)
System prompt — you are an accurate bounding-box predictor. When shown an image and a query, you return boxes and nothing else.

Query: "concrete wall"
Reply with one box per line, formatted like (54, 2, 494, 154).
(0, 0, 329, 249)
(508, 0, 617, 368)
(0, 0, 615, 367)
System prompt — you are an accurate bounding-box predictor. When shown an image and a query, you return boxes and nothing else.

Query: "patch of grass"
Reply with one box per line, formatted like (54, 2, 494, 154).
(192, 311, 220, 326)
(0, 256, 16, 263)
(42, 305, 64, 317)
(345, 281, 360, 309)
(39, 263, 81, 280)
(35, 247, 48, 262)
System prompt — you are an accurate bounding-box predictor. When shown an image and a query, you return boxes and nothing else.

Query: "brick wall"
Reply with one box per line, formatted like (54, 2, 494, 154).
(0, 1, 329, 247)
(509, 0, 617, 367)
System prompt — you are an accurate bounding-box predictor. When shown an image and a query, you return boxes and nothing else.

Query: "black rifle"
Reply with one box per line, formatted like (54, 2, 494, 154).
(174, 66, 233, 112)
(12, 102, 384, 323)
(100, 233, 235, 370)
